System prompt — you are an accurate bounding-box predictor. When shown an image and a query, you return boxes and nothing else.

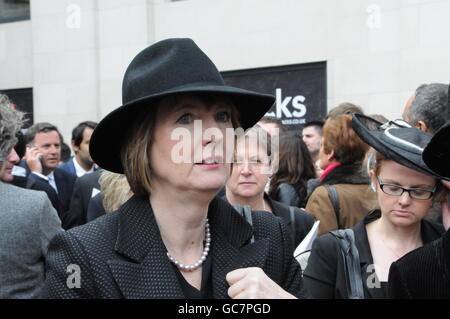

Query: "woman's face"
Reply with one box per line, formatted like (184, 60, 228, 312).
(371, 160, 436, 227)
(226, 139, 271, 199)
(149, 95, 235, 194)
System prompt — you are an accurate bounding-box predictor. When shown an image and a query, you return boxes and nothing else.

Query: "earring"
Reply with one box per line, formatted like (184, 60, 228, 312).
(371, 182, 376, 192)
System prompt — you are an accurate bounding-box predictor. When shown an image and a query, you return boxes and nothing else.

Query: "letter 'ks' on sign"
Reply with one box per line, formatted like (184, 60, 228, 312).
(66, 264, 81, 289)
(275, 88, 307, 118)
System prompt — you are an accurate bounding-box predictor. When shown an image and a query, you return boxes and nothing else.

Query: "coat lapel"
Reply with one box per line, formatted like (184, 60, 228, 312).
(107, 248, 184, 299)
(354, 214, 387, 299)
(208, 197, 270, 299)
(107, 195, 184, 299)
(107, 195, 270, 299)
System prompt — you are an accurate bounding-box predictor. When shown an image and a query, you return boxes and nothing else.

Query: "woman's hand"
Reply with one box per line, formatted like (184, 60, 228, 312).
(440, 180, 450, 231)
(226, 267, 296, 299)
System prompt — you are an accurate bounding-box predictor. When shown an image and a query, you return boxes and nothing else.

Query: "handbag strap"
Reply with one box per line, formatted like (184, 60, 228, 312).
(289, 206, 297, 246)
(325, 184, 340, 227)
(330, 229, 365, 299)
(233, 204, 255, 244)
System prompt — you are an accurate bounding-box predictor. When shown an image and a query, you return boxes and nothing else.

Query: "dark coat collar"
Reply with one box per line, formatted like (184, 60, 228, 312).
(265, 193, 293, 223)
(320, 164, 369, 186)
(443, 230, 450, 282)
(108, 194, 268, 299)
(352, 210, 445, 299)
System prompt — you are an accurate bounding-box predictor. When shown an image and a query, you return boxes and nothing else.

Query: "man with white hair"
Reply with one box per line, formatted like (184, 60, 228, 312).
(0, 94, 62, 298)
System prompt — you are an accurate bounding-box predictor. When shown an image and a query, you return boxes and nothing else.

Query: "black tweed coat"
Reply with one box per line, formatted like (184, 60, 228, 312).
(44, 195, 307, 299)
(388, 229, 450, 299)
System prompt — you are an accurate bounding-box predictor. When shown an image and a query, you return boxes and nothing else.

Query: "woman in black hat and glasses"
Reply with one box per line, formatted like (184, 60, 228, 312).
(44, 38, 305, 299)
(303, 114, 447, 299)
(388, 120, 450, 299)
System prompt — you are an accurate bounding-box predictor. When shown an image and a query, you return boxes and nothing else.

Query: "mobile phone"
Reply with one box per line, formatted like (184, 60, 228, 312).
(27, 145, 43, 162)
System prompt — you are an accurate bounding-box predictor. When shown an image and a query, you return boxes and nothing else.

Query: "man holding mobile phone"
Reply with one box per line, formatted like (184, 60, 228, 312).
(24, 123, 76, 224)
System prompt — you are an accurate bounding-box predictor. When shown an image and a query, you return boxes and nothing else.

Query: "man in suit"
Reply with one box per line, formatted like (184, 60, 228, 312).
(0, 96, 62, 298)
(24, 122, 77, 225)
(59, 121, 98, 177)
(63, 169, 101, 229)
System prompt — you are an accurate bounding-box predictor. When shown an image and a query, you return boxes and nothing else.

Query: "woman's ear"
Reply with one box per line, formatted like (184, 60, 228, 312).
(327, 149, 335, 162)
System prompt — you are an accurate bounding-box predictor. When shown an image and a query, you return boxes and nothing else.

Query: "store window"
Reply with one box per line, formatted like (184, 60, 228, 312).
(0, 0, 30, 23)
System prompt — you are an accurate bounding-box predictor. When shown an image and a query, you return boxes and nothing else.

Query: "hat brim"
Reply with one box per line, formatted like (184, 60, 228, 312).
(351, 114, 450, 181)
(90, 84, 275, 173)
(423, 121, 450, 178)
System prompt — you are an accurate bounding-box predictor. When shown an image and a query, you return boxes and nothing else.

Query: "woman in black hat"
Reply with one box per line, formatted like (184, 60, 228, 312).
(303, 114, 447, 299)
(44, 38, 305, 299)
(388, 120, 450, 298)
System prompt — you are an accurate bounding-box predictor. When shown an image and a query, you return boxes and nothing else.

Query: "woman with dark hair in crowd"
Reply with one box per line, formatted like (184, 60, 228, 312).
(225, 126, 315, 248)
(44, 38, 306, 299)
(304, 115, 446, 299)
(305, 114, 378, 235)
(269, 132, 316, 209)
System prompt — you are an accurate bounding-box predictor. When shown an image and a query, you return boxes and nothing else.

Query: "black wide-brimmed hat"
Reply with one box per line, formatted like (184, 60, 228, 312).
(423, 120, 450, 179)
(90, 38, 275, 173)
(351, 113, 450, 181)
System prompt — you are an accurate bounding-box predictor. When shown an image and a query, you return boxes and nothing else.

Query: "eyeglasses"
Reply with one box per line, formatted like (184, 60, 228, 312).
(376, 176, 436, 200)
(234, 159, 270, 169)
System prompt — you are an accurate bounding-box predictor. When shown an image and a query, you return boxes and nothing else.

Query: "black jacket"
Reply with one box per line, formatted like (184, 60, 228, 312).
(63, 170, 101, 229)
(44, 195, 307, 299)
(388, 229, 450, 298)
(303, 210, 444, 299)
(28, 168, 76, 221)
(265, 194, 315, 247)
(86, 192, 106, 222)
(12, 175, 62, 213)
(272, 183, 307, 209)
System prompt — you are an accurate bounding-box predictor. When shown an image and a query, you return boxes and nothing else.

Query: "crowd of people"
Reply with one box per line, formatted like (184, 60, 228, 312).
(0, 38, 449, 299)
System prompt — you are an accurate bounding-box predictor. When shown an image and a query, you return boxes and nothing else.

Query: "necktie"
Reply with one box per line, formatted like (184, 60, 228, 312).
(48, 175, 58, 193)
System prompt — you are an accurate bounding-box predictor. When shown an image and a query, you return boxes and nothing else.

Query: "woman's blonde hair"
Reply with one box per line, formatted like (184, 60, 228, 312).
(99, 171, 133, 213)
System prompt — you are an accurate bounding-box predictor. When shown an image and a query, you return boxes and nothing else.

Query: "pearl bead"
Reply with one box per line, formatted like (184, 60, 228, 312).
(167, 219, 211, 272)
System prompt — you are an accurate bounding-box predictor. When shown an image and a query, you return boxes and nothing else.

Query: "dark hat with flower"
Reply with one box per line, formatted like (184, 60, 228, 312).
(351, 113, 450, 181)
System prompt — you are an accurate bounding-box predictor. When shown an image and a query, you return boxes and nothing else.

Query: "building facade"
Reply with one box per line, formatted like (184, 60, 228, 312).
(0, 0, 449, 140)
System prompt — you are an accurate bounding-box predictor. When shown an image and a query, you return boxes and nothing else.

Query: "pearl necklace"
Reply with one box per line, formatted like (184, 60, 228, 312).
(167, 219, 210, 272)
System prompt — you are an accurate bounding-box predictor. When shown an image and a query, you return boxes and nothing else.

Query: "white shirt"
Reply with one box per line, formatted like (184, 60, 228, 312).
(32, 171, 58, 193)
(12, 165, 27, 177)
(73, 157, 94, 177)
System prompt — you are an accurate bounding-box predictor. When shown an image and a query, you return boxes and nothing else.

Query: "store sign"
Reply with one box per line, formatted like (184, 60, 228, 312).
(222, 62, 326, 131)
